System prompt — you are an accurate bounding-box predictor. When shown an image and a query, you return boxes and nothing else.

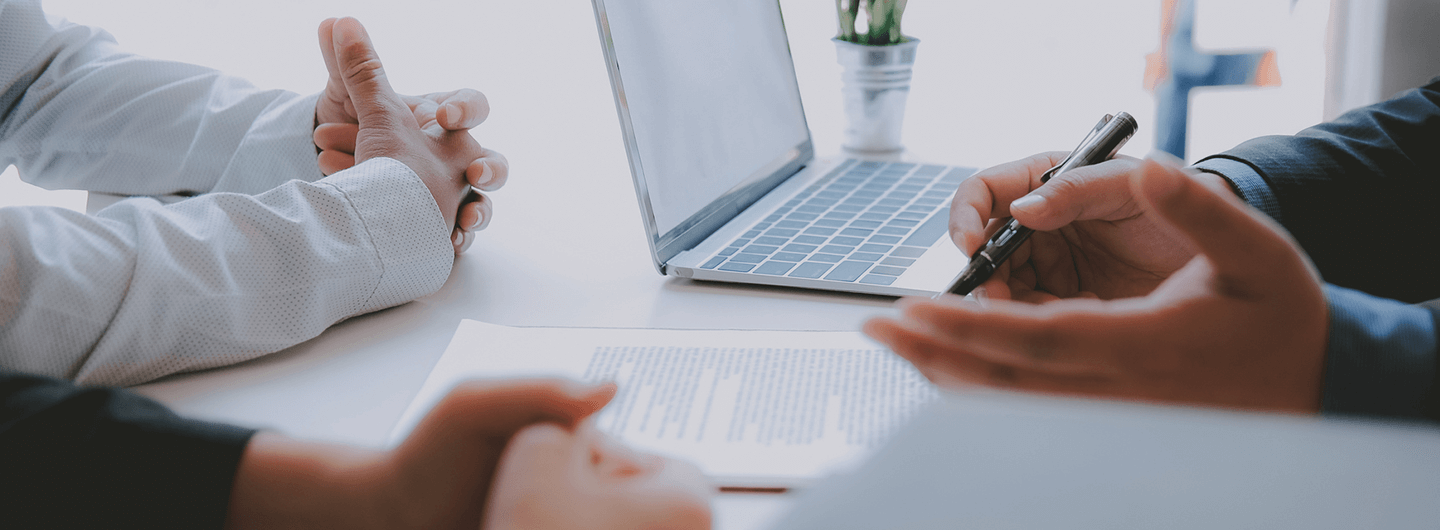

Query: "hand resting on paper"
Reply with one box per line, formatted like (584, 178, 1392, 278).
(483, 421, 713, 530)
(866, 154, 1330, 413)
(223, 378, 710, 530)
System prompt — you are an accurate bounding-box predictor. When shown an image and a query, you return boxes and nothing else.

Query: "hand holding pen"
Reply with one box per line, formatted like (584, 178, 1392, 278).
(940, 113, 1139, 298)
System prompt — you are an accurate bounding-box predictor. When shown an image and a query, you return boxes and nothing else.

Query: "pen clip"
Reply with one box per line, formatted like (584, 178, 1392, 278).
(1040, 114, 1113, 183)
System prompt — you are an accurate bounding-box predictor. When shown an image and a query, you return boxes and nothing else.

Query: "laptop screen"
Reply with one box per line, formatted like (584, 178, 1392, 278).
(596, 1, 811, 264)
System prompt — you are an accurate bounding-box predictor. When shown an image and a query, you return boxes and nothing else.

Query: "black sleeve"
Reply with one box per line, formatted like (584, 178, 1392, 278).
(1197, 77, 1440, 303)
(0, 371, 256, 529)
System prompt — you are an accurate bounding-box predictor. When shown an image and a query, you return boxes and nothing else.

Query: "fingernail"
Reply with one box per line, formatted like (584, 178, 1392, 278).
(475, 159, 494, 187)
(971, 286, 990, 308)
(444, 103, 463, 126)
(468, 209, 485, 230)
(452, 229, 464, 247)
(1010, 194, 1046, 213)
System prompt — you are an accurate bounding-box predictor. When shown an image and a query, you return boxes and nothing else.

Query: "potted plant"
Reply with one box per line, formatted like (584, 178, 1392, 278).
(834, 0, 917, 154)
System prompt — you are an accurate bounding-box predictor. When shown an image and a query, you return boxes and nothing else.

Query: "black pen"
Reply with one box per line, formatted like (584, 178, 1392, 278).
(940, 112, 1138, 297)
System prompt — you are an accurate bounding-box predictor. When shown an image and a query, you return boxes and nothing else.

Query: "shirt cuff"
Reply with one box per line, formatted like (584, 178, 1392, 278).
(1320, 284, 1438, 421)
(317, 157, 454, 313)
(1190, 156, 1283, 223)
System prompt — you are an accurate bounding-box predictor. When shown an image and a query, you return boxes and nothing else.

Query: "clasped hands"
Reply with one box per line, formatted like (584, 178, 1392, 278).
(866, 151, 1330, 413)
(313, 17, 507, 256)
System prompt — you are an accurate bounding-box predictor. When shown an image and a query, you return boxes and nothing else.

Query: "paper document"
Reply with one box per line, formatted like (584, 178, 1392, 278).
(391, 320, 937, 487)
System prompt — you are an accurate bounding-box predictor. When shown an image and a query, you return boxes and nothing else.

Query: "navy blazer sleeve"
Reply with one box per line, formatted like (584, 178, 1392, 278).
(1195, 78, 1440, 304)
(0, 372, 256, 529)
(1191, 79, 1440, 422)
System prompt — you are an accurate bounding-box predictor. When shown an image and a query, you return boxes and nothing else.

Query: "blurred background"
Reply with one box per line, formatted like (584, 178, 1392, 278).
(4, 0, 1437, 212)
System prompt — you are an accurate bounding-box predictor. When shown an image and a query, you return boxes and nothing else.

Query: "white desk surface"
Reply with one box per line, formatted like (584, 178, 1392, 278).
(21, 1, 1341, 528)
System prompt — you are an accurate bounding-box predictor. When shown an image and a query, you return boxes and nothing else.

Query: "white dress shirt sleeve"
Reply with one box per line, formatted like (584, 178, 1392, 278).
(0, 0, 456, 385)
(0, 0, 320, 196)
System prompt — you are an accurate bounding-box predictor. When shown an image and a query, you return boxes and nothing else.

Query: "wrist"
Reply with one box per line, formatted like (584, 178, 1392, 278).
(225, 432, 389, 530)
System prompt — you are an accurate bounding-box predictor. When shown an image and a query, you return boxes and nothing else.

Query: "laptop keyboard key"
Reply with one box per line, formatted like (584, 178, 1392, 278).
(850, 252, 883, 261)
(890, 246, 926, 258)
(701, 256, 725, 269)
(719, 261, 756, 272)
(754, 261, 796, 275)
(766, 228, 800, 237)
(824, 261, 873, 282)
(771, 252, 807, 262)
(880, 257, 915, 267)
(859, 243, 894, 253)
(730, 253, 767, 263)
(831, 236, 864, 246)
(742, 245, 778, 255)
(782, 243, 819, 254)
(755, 236, 788, 246)
(902, 208, 951, 247)
(789, 261, 834, 279)
(840, 228, 873, 237)
(794, 235, 827, 245)
(819, 244, 855, 255)
(870, 265, 906, 276)
(719, 247, 739, 257)
(859, 274, 897, 286)
(804, 227, 837, 236)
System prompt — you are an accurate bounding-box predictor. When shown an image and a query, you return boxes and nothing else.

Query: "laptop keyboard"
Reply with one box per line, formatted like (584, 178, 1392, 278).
(699, 160, 973, 286)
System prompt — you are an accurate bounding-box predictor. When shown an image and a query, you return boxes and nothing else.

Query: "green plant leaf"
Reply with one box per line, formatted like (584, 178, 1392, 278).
(836, 0, 859, 41)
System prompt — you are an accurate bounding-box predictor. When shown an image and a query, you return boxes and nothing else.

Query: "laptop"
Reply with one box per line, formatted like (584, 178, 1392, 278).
(590, 1, 973, 297)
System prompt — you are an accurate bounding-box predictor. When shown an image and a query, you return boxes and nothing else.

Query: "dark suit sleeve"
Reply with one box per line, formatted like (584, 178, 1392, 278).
(0, 372, 256, 529)
(1321, 287, 1438, 422)
(1190, 79, 1440, 422)
(1194, 77, 1440, 304)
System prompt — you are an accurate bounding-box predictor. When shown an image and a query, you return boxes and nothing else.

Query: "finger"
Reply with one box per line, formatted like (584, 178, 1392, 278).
(450, 227, 465, 256)
(313, 122, 358, 154)
(897, 297, 1145, 374)
(1130, 153, 1313, 297)
(315, 18, 354, 120)
(458, 191, 492, 232)
(499, 422, 582, 481)
(317, 150, 355, 175)
(1008, 156, 1143, 231)
(948, 152, 1069, 253)
(452, 193, 490, 256)
(430, 88, 491, 130)
(864, 315, 1116, 394)
(468, 149, 510, 190)
(330, 18, 410, 139)
(430, 379, 618, 440)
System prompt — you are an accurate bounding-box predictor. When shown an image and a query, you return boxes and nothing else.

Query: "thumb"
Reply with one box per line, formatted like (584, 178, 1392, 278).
(1008, 157, 1142, 230)
(435, 379, 616, 439)
(329, 17, 409, 134)
(1131, 152, 1314, 294)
